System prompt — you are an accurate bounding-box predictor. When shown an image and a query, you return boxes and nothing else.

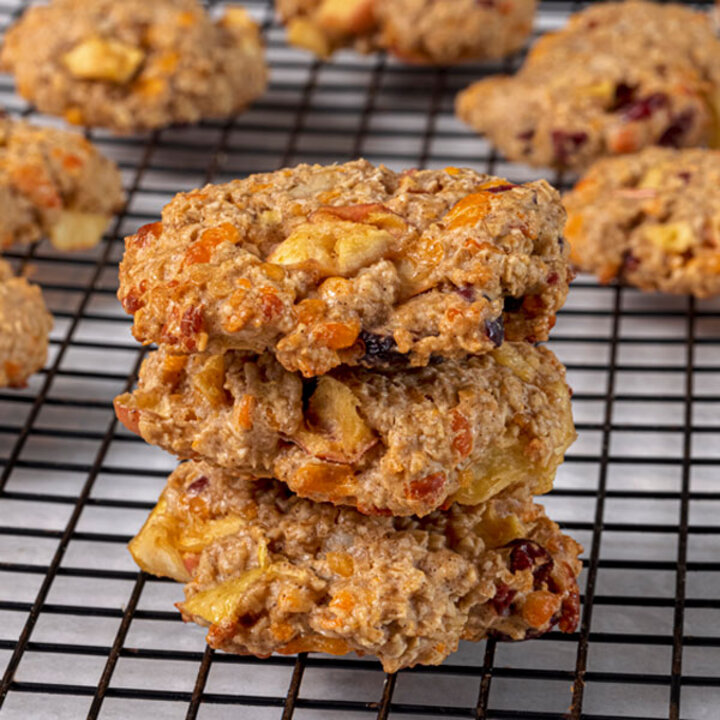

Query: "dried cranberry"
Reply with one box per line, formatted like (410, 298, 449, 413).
(547, 271, 559, 285)
(503, 295, 524, 312)
(186, 476, 209, 495)
(677, 171, 692, 184)
(492, 583, 517, 615)
(658, 110, 694, 148)
(611, 82, 637, 111)
(476, 0, 496, 6)
(622, 250, 641, 273)
(551, 130, 588, 165)
(485, 184, 517, 193)
(506, 539, 554, 589)
(456, 285, 476, 302)
(484, 316, 504, 347)
(517, 129, 535, 141)
(622, 92, 668, 121)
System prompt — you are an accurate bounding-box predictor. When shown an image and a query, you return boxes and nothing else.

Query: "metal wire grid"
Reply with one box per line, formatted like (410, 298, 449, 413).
(0, 0, 719, 718)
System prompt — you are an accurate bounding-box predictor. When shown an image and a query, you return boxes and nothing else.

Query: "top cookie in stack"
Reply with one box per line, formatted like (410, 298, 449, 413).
(118, 160, 569, 375)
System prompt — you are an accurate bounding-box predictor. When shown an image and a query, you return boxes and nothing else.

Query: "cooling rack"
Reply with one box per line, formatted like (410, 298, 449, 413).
(1, 0, 719, 718)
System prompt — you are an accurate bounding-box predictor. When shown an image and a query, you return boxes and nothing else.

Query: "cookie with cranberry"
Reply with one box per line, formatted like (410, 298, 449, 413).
(129, 460, 583, 672)
(564, 147, 720, 297)
(115, 342, 575, 517)
(0, 115, 124, 251)
(457, 1, 720, 170)
(279, 0, 535, 64)
(1, 0, 267, 133)
(118, 160, 569, 377)
(0, 259, 53, 388)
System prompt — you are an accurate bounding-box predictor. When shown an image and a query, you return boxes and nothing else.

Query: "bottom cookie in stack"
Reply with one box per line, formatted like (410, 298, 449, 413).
(130, 460, 582, 672)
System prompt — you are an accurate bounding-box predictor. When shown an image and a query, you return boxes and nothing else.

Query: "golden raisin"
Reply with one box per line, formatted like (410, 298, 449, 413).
(522, 590, 561, 628)
(314, 321, 361, 350)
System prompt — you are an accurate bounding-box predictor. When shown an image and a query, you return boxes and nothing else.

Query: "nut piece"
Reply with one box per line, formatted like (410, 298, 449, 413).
(62, 37, 145, 83)
(292, 376, 377, 463)
(49, 210, 111, 251)
(267, 209, 394, 278)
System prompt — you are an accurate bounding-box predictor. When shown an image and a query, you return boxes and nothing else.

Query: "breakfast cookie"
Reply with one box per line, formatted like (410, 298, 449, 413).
(0, 259, 53, 387)
(1, 0, 267, 134)
(564, 147, 720, 297)
(0, 115, 124, 251)
(129, 460, 582, 672)
(457, 1, 720, 170)
(118, 160, 569, 377)
(115, 342, 575, 517)
(278, 0, 535, 64)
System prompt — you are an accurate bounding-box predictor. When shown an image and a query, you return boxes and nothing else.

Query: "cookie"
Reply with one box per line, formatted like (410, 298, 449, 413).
(0, 115, 124, 251)
(0, 259, 53, 388)
(1, 0, 267, 134)
(564, 147, 720, 297)
(115, 342, 575, 517)
(118, 160, 569, 377)
(279, 0, 535, 64)
(129, 460, 582, 672)
(457, 1, 720, 170)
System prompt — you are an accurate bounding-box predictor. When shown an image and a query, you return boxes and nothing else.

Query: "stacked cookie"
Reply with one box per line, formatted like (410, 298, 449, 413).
(116, 159, 582, 671)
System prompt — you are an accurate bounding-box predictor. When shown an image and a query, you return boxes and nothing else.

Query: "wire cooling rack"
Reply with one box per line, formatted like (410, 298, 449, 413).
(1, 0, 720, 718)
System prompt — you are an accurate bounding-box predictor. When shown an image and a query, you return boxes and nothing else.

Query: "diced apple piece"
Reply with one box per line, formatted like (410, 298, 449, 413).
(334, 225, 392, 275)
(177, 515, 246, 554)
(293, 376, 377, 463)
(128, 498, 191, 582)
(62, 37, 145, 83)
(182, 569, 266, 625)
(287, 18, 332, 58)
(317, 0, 376, 34)
(490, 343, 539, 383)
(268, 217, 392, 278)
(645, 222, 695, 253)
(267, 224, 337, 274)
(49, 210, 110, 251)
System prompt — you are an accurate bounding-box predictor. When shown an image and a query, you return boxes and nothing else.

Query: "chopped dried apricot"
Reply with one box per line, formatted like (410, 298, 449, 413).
(293, 463, 355, 497)
(184, 223, 239, 266)
(326, 551, 354, 577)
(235, 394, 256, 431)
(329, 589, 356, 614)
(444, 192, 493, 230)
(278, 635, 350, 656)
